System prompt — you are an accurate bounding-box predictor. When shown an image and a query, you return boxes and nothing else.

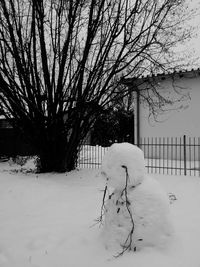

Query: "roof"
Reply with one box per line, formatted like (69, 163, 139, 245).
(121, 67, 200, 86)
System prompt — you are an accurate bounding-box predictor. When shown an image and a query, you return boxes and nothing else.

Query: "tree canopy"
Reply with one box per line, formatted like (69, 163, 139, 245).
(0, 0, 194, 172)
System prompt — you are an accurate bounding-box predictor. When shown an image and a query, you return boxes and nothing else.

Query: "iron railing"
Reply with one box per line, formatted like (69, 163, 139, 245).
(77, 135, 200, 176)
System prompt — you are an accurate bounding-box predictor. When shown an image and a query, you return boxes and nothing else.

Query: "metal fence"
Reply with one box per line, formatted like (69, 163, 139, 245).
(77, 135, 200, 176)
(140, 135, 200, 176)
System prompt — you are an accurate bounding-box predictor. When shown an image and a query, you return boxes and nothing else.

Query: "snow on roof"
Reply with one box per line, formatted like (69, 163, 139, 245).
(121, 67, 200, 86)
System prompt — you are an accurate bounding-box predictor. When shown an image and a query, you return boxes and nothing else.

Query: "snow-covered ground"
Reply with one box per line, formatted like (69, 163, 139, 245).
(0, 160, 200, 267)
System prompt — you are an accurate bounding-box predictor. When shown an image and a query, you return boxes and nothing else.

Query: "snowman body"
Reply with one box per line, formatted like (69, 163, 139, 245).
(101, 143, 173, 252)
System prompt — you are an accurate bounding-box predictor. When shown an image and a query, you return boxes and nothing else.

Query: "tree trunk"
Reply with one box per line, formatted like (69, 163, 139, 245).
(37, 138, 79, 173)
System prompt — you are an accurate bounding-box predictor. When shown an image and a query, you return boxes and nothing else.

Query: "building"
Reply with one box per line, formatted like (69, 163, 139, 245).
(122, 68, 200, 144)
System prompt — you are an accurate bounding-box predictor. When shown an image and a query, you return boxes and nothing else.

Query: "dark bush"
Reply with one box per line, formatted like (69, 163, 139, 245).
(91, 109, 134, 146)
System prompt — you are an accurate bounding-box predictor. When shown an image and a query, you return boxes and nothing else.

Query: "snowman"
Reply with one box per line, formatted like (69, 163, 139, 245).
(100, 143, 173, 255)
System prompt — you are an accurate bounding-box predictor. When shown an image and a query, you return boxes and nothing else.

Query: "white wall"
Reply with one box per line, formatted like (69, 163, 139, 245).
(139, 75, 200, 138)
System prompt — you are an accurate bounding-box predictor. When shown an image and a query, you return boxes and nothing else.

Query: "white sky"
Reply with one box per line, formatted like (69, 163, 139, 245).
(185, 0, 200, 64)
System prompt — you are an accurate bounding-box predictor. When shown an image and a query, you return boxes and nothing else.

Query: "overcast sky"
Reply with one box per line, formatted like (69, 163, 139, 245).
(185, 0, 200, 65)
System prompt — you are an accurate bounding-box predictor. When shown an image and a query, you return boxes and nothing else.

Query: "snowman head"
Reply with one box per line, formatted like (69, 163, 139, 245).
(101, 143, 146, 189)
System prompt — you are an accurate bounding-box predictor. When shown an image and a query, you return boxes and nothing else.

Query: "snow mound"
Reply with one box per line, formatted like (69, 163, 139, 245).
(101, 143, 146, 189)
(101, 143, 173, 253)
(102, 176, 173, 252)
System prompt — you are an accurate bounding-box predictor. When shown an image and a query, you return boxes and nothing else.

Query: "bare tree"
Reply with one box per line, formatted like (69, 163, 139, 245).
(0, 0, 193, 172)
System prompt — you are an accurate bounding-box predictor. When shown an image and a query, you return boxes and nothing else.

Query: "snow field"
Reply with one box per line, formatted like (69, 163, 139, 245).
(0, 159, 200, 266)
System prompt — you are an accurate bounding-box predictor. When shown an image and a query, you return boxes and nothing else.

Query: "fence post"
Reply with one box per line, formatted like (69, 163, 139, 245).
(183, 135, 187, 176)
